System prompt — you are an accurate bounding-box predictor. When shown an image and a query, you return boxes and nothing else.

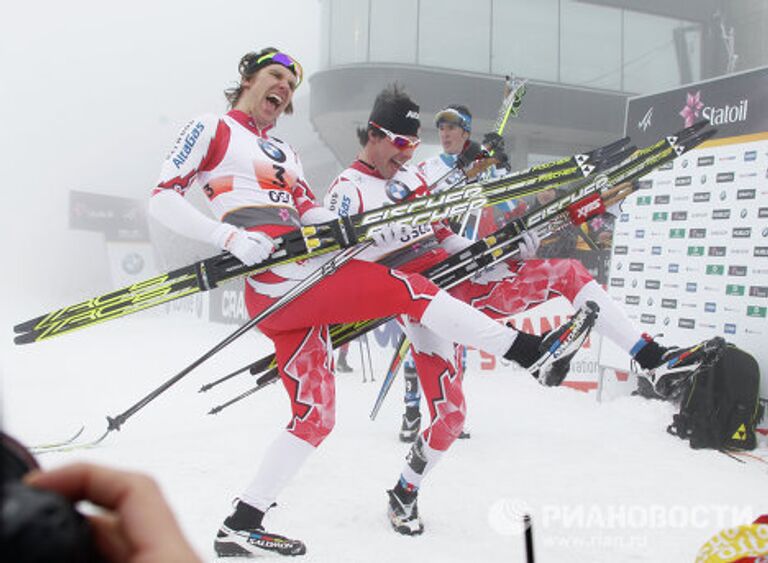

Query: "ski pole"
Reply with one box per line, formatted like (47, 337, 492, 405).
(370, 334, 411, 420)
(81, 242, 373, 447)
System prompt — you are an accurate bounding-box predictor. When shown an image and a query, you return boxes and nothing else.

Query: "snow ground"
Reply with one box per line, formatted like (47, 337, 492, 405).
(3, 310, 767, 563)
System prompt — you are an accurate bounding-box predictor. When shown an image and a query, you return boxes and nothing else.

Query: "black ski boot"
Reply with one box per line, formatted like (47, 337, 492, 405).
(505, 301, 600, 386)
(387, 486, 424, 536)
(399, 406, 421, 443)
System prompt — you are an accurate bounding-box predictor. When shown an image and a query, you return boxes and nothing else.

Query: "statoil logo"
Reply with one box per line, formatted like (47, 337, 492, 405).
(706, 264, 724, 275)
(680, 90, 749, 126)
(653, 212, 668, 222)
(688, 246, 705, 257)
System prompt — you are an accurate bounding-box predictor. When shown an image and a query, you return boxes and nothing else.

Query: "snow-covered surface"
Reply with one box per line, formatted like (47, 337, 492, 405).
(3, 311, 767, 562)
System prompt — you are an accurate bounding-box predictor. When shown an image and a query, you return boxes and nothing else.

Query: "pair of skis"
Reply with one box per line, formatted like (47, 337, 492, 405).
(199, 121, 716, 415)
(27, 121, 713, 452)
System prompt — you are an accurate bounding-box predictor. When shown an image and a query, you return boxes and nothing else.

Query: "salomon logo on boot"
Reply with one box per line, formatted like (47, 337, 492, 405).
(214, 525, 307, 557)
(530, 301, 599, 386)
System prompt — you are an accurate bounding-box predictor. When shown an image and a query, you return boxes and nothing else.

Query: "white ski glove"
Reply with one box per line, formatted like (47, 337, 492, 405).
(370, 221, 410, 252)
(517, 230, 540, 260)
(440, 233, 474, 255)
(213, 223, 276, 266)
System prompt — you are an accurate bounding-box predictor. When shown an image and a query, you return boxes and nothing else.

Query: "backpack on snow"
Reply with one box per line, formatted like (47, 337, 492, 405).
(667, 341, 764, 451)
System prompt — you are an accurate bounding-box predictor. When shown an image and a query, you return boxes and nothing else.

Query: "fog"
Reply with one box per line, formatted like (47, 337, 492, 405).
(0, 0, 321, 314)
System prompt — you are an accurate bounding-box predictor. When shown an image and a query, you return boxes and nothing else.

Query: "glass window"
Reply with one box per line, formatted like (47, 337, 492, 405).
(329, 0, 370, 66)
(370, 0, 417, 64)
(319, 0, 332, 69)
(491, 0, 559, 82)
(623, 12, 700, 93)
(560, 0, 622, 90)
(418, 0, 491, 73)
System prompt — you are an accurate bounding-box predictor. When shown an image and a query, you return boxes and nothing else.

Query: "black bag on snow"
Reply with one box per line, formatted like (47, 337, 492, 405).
(667, 342, 764, 451)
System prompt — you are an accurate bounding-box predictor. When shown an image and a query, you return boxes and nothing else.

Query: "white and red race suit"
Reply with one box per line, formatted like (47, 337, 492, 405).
(150, 110, 522, 451)
(326, 159, 595, 456)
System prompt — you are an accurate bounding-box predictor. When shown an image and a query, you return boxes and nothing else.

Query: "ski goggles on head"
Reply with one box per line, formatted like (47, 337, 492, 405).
(435, 108, 471, 132)
(369, 121, 421, 150)
(251, 51, 304, 87)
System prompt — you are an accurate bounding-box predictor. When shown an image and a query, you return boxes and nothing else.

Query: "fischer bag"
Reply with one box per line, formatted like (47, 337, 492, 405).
(667, 341, 764, 451)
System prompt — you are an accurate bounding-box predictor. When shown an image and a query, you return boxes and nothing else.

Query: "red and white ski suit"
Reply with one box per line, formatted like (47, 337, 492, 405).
(326, 160, 594, 452)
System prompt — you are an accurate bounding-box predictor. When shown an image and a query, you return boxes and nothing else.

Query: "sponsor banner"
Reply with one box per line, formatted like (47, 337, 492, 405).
(610, 67, 768, 411)
(70, 190, 150, 242)
(209, 286, 250, 325)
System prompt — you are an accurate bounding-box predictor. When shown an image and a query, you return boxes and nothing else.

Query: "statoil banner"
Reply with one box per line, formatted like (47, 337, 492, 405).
(602, 66, 768, 409)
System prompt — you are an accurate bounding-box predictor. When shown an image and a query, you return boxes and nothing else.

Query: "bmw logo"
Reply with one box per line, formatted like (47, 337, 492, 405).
(258, 138, 286, 163)
(122, 253, 144, 275)
(386, 179, 412, 202)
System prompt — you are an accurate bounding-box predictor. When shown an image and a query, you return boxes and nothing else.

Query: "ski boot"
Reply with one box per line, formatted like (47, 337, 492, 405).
(633, 337, 725, 399)
(214, 501, 306, 557)
(387, 487, 424, 536)
(529, 301, 600, 386)
(399, 406, 421, 443)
